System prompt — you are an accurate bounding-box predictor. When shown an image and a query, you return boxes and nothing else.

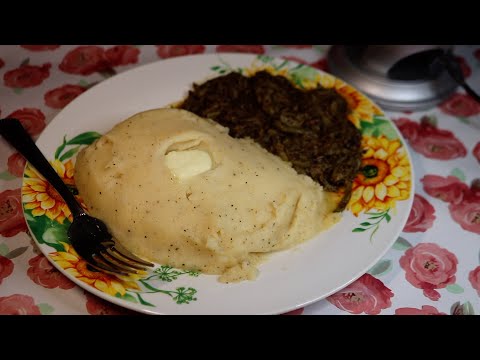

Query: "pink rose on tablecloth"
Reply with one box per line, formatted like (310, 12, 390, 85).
(468, 266, 480, 296)
(473, 142, 480, 164)
(59, 46, 109, 75)
(403, 194, 436, 232)
(7, 152, 26, 178)
(85, 292, 138, 315)
(393, 118, 418, 141)
(0, 256, 14, 285)
(399, 243, 458, 301)
(448, 188, 480, 234)
(27, 254, 76, 290)
(0, 189, 27, 237)
(439, 93, 480, 117)
(0, 294, 41, 315)
(327, 274, 393, 315)
(0, 58, 4, 69)
(455, 56, 471, 78)
(282, 307, 304, 315)
(6, 108, 46, 136)
(396, 116, 467, 159)
(21, 45, 60, 51)
(422, 175, 480, 234)
(394, 117, 466, 159)
(421, 175, 469, 204)
(44, 84, 86, 109)
(395, 305, 446, 315)
(216, 45, 265, 54)
(3, 63, 51, 88)
(156, 45, 206, 59)
(105, 45, 140, 66)
(310, 58, 329, 72)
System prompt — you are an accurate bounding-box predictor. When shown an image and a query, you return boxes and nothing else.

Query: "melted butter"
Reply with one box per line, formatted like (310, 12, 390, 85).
(165, 149, 212, 180)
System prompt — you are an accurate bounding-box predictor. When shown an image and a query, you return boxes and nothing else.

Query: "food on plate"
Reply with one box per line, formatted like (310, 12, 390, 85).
(74, 108, 340, 282)
(180, 70, 363, 211)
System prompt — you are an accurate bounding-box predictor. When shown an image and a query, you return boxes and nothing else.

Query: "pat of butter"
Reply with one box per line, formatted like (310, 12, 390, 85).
(165, 149, 212, 180)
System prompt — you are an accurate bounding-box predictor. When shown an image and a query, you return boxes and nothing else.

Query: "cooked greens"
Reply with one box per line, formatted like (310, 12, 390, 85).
(180, 71, 362, 211)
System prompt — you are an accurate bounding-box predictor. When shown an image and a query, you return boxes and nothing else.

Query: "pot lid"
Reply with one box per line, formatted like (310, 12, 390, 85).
(327, 45, 459, 112)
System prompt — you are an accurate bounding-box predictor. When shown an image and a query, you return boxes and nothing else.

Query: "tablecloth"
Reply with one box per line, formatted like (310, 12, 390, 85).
(1, 45, 479, 315)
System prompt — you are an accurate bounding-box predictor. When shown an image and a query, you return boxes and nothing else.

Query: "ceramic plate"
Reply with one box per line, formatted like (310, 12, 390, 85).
(22, 54, 414, 314)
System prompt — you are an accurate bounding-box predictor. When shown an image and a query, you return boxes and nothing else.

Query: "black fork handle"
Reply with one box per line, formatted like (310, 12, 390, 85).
(0, 118, 86, 218)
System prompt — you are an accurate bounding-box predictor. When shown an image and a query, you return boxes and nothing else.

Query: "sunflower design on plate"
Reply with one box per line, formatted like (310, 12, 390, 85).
(50, 242, 141, 296)
(349, 135, 411, 216)
(22, 159, 78, 224)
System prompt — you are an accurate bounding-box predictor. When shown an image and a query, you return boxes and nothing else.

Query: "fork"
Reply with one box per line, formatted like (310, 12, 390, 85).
(0, 118, 154, 276)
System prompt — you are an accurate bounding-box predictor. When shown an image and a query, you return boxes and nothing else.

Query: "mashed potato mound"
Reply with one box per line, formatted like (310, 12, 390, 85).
(74, 108, 340, 282)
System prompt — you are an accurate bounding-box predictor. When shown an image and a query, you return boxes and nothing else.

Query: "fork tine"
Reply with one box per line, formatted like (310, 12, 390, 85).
(97, 251, 144, 274)
(91, 254, 130, 276)
(111, 242, 154, 267)
(105, 247, 148, 270)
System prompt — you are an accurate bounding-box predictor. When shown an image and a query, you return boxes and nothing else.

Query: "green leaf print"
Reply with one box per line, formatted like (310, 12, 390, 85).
(38, 303, 54, 315)
(273, 59, 289, 71)
(65, 131, 101, 146)
(446, 283, 464, 294)
(392, 237, 413, 251)
(361, 116, 398, 140)
(135, 293, 154, 307)
(150, 265, 199, 282)
(42, 226, 69, 247)
(135, 266, 200, 305)
(0, 171, 17, 181)
(353, 209, 391, 241)
(4, 246, 29, 259)
(257, 55, 274, 64)
(59, 145, 81, 162)
(54, 132, 101, 161)
(0, 243, 9, 256)
(25, 210, 69, 251)
(367, 259, 392, 276)
(54, 136, 67, 160)
(115, 292, 139, 304)
(289, 65, 318, 87)
(172, 287, 197, 304)
(210, 57, 242, 76)
(24, 212, 35, 222)
(450, 168, 466, 182)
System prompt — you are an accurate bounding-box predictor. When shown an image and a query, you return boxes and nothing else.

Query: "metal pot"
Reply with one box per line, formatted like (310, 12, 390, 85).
(327, 45, 458, 111)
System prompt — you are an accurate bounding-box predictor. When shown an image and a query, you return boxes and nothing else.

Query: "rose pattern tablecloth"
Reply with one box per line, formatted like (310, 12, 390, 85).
(1, 45, 479, 315)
